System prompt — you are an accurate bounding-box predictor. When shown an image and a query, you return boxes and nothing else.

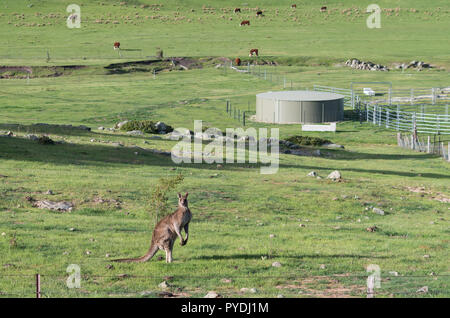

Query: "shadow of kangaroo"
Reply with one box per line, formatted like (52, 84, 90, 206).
(112, 192, 191, 263)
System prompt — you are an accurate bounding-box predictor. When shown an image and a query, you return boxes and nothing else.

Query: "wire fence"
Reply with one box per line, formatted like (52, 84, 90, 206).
(397, 132, 450, 161)
(225, 100, 255, 126)
(1, 271, 448, 298)
(222, 62, 309, 91)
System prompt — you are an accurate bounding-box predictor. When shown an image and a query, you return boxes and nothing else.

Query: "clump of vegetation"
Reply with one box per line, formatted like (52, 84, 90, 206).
(285, 135, 331, 146)
(156, 47, 163, 59)
(120, 120, 173, 134)
(37, 135, 54, 145)
(9, 232, 18, 248)
(149, 174, 184, 223)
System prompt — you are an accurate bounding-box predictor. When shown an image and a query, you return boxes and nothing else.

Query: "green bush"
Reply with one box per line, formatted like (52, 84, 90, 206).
(38, 135, 54, 145)
(120, 120, 173, 134)
(149, 173, 185, 223)
(285, 135, 331, 147)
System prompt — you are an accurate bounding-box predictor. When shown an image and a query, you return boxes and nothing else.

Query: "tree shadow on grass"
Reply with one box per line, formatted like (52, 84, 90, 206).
(0, 136, 264, 171)
(324, 148, 440, 161)
(0, 135, 448, 179)
(278, 162, 449, 180)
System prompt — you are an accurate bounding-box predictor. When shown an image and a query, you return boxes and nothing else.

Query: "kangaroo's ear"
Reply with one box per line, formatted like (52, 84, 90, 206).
(185, 192, 189, 198)
(178, 193, 182, 199)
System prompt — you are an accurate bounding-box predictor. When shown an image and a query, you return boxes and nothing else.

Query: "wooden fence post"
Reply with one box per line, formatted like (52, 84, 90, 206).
(427, 136, 431, 153)
(36, 274, 41, 298)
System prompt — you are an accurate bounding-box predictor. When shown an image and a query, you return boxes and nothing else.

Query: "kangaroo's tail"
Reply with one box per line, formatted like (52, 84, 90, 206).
(111, 243, 158, 263)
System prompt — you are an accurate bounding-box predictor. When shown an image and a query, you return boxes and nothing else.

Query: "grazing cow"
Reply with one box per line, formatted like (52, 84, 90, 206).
(113, 42, 120, 50)
(240, 20, 250, 26)
(291, 4, 297, 9)
(256, 10, 263, 17)
(235, 58, 241, 66)
(249, 49, 259, 57)
(320, 6, 327, 12)
(234, 8, 241, 13)
(69, 14, 78, 22)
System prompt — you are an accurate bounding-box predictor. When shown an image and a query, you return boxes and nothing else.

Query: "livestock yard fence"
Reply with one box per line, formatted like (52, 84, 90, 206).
(365, 104, 450, 135)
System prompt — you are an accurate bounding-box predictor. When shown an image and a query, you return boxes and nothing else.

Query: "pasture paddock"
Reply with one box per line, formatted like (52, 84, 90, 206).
(0, 0, 449, 298)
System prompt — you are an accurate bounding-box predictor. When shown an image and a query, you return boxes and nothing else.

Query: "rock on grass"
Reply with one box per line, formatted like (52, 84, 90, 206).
(272, 261, 282, 267)
(372, 207, 385, 215)
(204, 291, 220, 298)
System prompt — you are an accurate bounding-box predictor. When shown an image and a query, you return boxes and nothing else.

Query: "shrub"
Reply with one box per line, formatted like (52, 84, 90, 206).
(285, 135, 331, 146)
(120, 120, 173, 134)
(38, 135, 54, 145)
(149, 174, 184, 224)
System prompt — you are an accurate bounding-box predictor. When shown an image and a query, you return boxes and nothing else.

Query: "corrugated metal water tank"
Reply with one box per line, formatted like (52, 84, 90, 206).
(256, 90, 345, 124)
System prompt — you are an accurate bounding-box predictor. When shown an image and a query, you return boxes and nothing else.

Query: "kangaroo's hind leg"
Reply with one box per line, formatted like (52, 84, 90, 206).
(181, 223, 189, 246)
(164, 240, 174, 263)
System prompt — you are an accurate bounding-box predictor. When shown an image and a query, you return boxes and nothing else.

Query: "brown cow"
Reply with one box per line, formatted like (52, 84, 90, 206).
(249, 49, 259, 57)
(256, 10, 263, 17)
(234, 8, 241, 13)
(113, 42, 120, 50)
(235, 58, 241, 66)
(240, 20, 250, 26)
(291, 4, 297, 9)
(320, 6, 327, 12)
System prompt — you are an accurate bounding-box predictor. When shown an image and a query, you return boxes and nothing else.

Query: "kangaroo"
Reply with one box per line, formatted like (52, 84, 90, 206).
(112, 192, 191, 263)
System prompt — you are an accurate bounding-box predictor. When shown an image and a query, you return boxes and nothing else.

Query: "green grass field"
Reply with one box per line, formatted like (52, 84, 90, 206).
(0, 0, 449, 298)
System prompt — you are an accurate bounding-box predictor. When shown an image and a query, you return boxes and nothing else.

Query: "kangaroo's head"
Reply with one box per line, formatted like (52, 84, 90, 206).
(178, 192, 189, 208)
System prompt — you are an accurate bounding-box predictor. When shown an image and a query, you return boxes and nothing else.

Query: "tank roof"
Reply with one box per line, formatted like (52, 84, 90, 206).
(256, 90, 345, 101)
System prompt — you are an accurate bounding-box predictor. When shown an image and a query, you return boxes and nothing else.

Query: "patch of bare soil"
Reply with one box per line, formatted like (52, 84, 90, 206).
(170, 57, 204, 70)
(92, 197, 122, 208)
(158, 291, 191, 298)
(26, 196, 73, 212)
(405, 186, 450, 203)
(275, 275, 365, 298)
(0, 65, 86, 79)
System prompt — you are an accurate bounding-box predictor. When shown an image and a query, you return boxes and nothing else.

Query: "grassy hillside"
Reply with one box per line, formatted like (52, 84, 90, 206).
(0, 0, 449, 66)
